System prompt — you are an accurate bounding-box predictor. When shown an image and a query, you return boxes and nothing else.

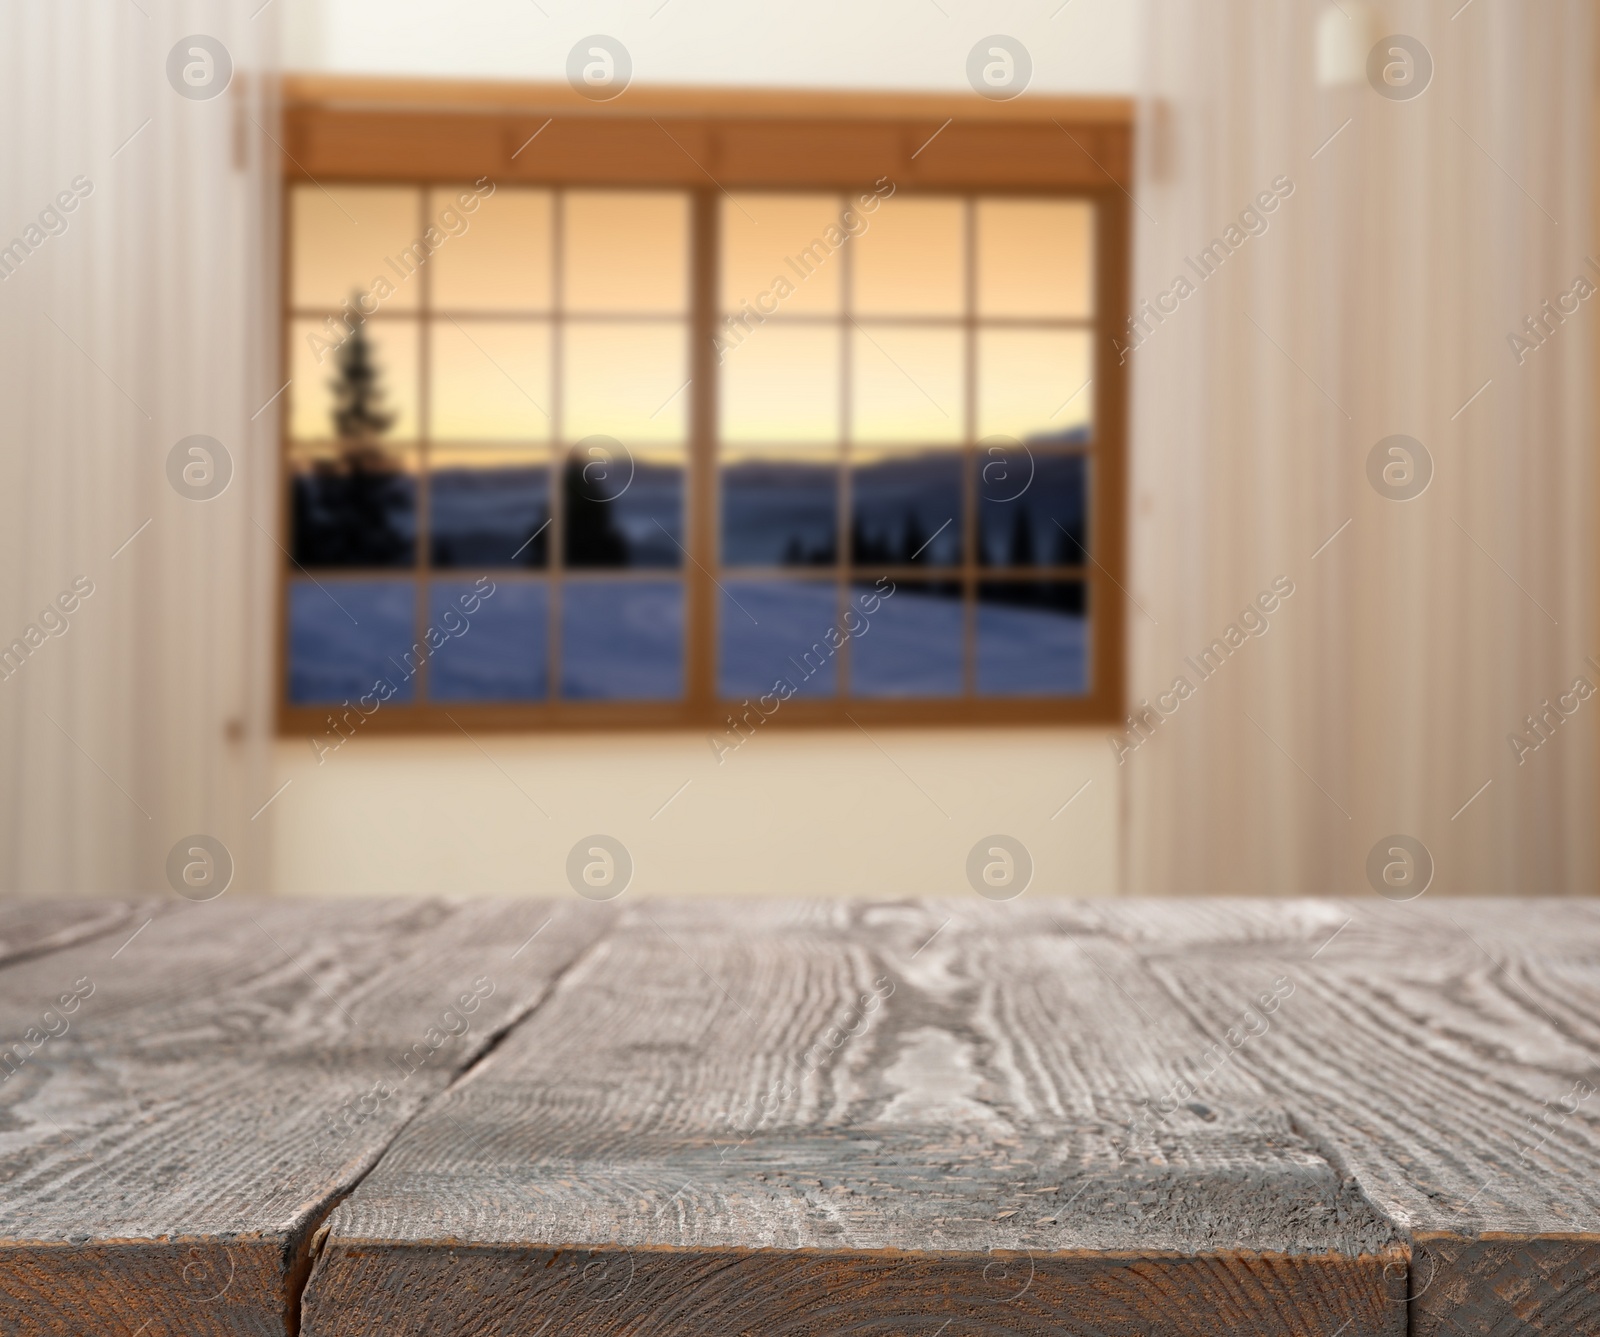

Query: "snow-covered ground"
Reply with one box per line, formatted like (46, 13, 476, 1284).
(289, 575, 1088, 704)
(288, 581, 419, 704)
(559, 580, 683, 699)
(717, 579, 1087, 698)
(428, 581, 548, 699)
(718, 580, 841, 697)
(851, 583, 965, 696)
(975, 593, 1089, 695)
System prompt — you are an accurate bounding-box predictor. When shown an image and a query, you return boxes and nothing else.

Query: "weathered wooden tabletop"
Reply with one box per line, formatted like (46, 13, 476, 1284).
(0, 898, 1595, 1337)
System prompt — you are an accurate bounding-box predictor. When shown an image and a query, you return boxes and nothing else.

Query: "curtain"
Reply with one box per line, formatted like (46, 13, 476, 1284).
(1127, 0, 1596, 893)
(0, 3, 279, 893)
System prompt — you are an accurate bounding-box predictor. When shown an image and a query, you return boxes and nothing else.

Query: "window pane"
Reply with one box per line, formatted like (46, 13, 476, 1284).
(721, 451, 837, 567)
(430, 187, 551, 313)
(976, 580, 1088, 696)
(560, 580, 683, 700)
(720, 324, 840, 445)
(849, 579, 963, 698)
(850, 449, 962, 567)
(291, 318, 418, 442)
(290, 446, 417, 568)
(430, 450, 550, 568)
(978, 452, 1088, 568)
(291, 185, 421, 313)
(851, 324, 962, 445)
(563, 451, 684, 569)
(976, 199, 1093, 319)
(426, 579, 548, 701)
(564, 191, 688, 315)
(718, 580, 839, 700)
(431, 320, 551, 442)
(564, 321, 688, 445)
(288, 579, 417, 705)
(977, 329, 1092, 443)
(722, 193, 843, 318)
(854, 197, 964, 317)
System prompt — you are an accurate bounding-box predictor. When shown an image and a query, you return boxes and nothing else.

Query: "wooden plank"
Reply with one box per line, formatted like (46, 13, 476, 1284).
(4, 898, 1583, 1332)
(1066, 898, 1600, 1337)
(302, 902, 1405, 1336)
(0, 898, 611, 1337)
(0, 900, 144, 969)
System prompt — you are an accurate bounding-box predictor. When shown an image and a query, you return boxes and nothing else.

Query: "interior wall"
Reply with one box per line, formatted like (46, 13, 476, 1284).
(271, 730, 1120, 897)
(280, 0, 1140, 93)
(269, 1, 1142, 898)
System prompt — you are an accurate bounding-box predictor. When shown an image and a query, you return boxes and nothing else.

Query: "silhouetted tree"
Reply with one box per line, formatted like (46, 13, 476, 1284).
(292, 306, 411, 567)
(780, 528, 835, 566)
(1008, 506, 1036, 567)
(851, 517, 890, 565)
(331, 313, 394, 442)
(1054, 520, 1084, 565)
(515, 508, 551, 567)
(902, 510, 927, 564)
(563, 457, 629, 567)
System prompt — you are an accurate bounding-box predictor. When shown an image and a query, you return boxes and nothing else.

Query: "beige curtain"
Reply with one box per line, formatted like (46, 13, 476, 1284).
(1127, 0, 1596, 893)
(0, 4, 278, 893)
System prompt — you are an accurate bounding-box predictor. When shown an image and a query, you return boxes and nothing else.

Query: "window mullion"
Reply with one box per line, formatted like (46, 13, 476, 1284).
(685, 187, 719, 716)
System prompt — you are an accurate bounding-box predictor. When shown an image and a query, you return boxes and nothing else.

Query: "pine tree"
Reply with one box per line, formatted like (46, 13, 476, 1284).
(902, 510, 927, 564)
(1008, 505, 1036, 567)
(295, 305, 410, 566)
(562, 456, 629, 567)
(331, 314, 395, 443)
(852, 517, 890, 565)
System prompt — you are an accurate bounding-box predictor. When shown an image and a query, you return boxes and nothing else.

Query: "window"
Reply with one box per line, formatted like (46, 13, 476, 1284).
(279, 83, 1129, 731)
(287, 185, 691, 707)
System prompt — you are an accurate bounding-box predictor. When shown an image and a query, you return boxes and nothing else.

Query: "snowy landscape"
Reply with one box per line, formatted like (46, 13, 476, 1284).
(290, 574, 1086, 704)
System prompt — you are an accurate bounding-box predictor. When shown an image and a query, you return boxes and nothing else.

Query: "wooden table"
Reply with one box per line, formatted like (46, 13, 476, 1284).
(0, 898, 1595, 1336)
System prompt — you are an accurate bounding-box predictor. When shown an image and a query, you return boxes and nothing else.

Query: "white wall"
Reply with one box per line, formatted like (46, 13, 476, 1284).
(271, 0, 1139, 898)
(271, 729, 1120, 897)
(283, 0, 1140, 94)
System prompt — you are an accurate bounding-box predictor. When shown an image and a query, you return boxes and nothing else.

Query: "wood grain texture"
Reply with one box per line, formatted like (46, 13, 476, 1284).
(0, 898, 610, 1337)
(0, 899, 143, 969)
(302, 902, 1404, 1337)
(1026, 898, 1600, 1336)
(3, 897, 1592, 1334)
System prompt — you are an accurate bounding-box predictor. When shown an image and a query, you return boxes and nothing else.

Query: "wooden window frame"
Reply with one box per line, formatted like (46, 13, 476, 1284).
(276, 77, 1132, 736)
